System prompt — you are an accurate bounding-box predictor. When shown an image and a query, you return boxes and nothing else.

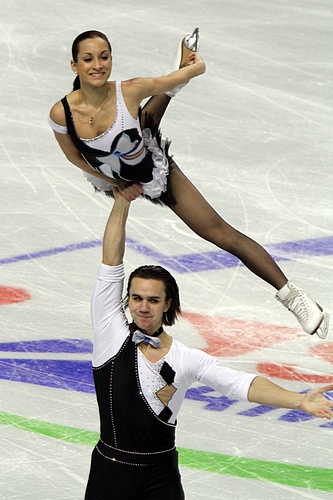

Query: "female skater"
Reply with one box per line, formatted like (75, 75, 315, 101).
(48, 29, 329, 339)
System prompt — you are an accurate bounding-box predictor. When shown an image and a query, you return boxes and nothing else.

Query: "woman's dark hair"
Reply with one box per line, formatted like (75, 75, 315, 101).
(71, 30, 112, 91)
(124, 265, 181, 326)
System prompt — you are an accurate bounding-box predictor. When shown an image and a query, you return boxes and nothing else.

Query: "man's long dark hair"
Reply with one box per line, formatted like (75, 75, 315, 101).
(124, 265, 181, 326)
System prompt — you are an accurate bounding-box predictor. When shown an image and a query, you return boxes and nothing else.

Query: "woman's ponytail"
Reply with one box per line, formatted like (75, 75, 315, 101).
(73, 75, 80, 91)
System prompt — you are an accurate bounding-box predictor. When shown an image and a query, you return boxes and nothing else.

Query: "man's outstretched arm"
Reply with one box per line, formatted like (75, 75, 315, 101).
(248, 377, 333, 420)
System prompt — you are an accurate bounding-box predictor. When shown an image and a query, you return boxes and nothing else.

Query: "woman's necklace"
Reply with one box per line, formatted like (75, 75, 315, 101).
(82, 88, 110, 125)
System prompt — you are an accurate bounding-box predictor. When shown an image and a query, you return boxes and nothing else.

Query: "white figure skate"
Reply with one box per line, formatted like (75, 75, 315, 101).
(165, 27, 200, 97)
(276, 281, 330, 339)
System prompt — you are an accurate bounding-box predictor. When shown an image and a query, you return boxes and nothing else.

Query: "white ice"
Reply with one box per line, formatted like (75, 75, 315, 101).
(1, 1, 333, 499)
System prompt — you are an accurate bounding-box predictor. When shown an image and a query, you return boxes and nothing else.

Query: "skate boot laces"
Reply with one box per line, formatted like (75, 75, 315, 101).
(279, 282, 329, 336)
(277, 281, 330, 339)
(285, 286, 313, 324)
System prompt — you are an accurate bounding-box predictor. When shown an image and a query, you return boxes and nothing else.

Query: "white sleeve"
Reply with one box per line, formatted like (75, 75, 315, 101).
(91, 263, 130, 367)
(185, 347, 256, 402)
(47, 114, 68, 134)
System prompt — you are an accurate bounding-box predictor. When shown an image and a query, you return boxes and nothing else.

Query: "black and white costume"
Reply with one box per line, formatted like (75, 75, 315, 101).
(48, 81, 171, 201)
(85, 263, 256, 499)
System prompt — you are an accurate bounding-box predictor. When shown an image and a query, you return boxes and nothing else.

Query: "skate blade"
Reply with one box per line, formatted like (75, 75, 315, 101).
(180, 28, 200, 68)
(184, 27, 200, 51)
(315, 312, 330, 339)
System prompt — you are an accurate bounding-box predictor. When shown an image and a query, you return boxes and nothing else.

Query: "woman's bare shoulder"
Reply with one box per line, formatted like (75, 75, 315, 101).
(49, 99, 66, 126)
(50, 91, 79, 126)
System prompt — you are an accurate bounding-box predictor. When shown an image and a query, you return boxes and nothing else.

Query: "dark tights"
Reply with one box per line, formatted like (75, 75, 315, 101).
(141, 94, 288, 290)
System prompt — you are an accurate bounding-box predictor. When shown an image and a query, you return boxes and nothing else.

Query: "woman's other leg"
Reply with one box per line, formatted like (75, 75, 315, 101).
(164, 162, 329, 338)
(166, 161, 287, 289)
(140, 94, 172, 131)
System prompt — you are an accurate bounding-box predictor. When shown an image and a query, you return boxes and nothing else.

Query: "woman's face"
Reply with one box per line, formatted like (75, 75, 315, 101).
(71, 37, 112, 87)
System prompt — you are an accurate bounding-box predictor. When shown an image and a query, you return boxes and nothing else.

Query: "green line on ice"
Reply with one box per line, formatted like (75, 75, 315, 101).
(1, 411, 332, 492)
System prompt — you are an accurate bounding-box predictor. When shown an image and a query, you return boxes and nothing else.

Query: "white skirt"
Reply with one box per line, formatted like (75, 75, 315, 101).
(83, 128, 169, 200)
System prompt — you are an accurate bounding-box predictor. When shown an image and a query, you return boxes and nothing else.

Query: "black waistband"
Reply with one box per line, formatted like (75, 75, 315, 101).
(96, 440, 177, 466)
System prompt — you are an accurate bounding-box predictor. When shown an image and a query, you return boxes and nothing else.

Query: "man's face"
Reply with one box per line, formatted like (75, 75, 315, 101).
(128, 278, 171, 334)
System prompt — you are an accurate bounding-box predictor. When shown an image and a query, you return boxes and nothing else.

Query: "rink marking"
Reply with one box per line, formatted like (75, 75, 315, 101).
(0, 235, 332, 272)
(0, 411, 332, 492)
(0, 285, 31, 305)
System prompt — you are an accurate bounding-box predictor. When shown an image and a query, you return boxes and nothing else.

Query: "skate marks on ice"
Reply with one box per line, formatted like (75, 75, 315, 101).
(1, 0, 333, 498)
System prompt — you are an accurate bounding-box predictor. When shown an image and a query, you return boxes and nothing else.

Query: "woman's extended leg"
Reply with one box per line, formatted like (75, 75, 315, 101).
(165, 161, 287, 289)
(137, 87, 329, 338)
(164, 161, 329, 338)
(140, 98, 286, 288)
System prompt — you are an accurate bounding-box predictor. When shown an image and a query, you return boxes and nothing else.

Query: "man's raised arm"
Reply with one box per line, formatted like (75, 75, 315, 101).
(102, 188, 131, 267)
